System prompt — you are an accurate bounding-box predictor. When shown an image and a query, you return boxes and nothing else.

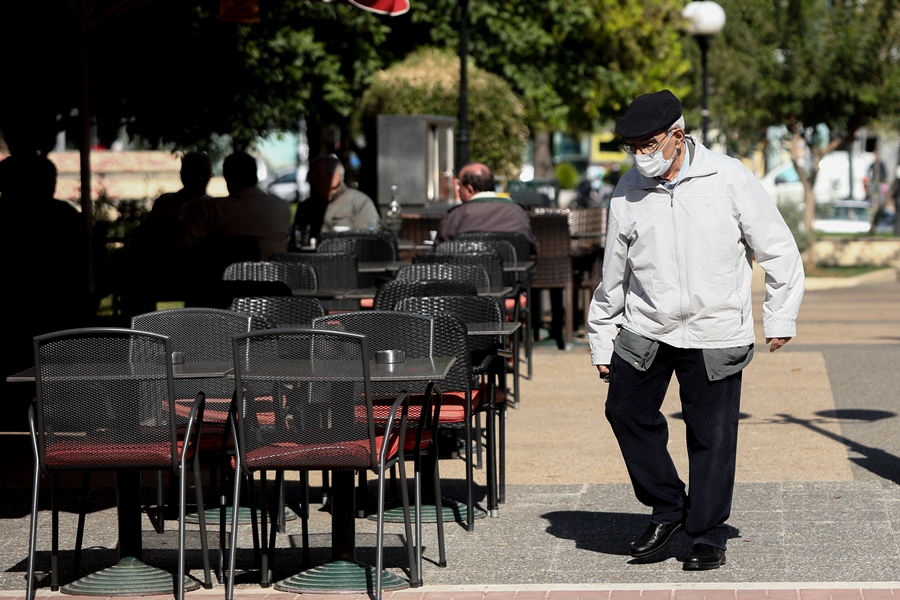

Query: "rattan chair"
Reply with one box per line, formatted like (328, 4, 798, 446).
(567, 207, 607, 333)
(225, 328, 425, 600)
(529, 210, 574, 348)
(394, 263, 492, 294)
(373, 279, 478, 311)
(223, 261, 317, 292)
(395, 297, 509, 511)
(26, 328, 210, 600)
(269, 252, 359, 311)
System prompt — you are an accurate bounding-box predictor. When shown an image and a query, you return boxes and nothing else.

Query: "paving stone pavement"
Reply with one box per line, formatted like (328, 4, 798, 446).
(0, 282, 897, 598)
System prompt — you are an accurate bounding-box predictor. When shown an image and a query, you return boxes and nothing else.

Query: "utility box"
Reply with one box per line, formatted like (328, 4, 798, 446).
(377, 114, 456, 208)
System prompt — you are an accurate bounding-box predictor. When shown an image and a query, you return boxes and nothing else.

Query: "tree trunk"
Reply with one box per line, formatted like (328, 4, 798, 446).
(533, 130, 554, 178)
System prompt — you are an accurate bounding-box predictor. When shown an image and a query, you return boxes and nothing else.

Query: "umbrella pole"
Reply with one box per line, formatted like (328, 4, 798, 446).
(80, 23, 94, 294)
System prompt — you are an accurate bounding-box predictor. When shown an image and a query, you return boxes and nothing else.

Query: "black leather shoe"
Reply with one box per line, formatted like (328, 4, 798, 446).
(630, 521, 683, 558)
(683, 543, 726, 570)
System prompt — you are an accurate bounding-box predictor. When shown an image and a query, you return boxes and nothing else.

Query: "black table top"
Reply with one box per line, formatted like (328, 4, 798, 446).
(465, 322, 521, 336)
(233, 356, 455, 382)
(6, 361, 234, 383)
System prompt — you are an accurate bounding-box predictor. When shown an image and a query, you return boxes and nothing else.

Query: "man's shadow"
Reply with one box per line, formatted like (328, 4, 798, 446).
(541, 510, 739, 563)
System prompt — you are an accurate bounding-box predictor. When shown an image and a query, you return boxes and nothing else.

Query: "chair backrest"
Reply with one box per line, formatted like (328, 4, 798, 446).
(132, 308, 268, 425)
(223, 261, 317, 291)
(396, 295, 504, 354)
(528, 211, 572, 288)
(456, 231, 533, 261)
(394, 263, 491, 294)
(269, 252, 359, 310)
(231, 328, 376, 473)
(32, 328, 177, 475)
(312, 311, 472, 394)
(413, 251, 504, 291)
(230, 297, 325, 328)
(318, 235, 397, 262)
(373, 279, 478, 311)
(567, 206, 608, 253)
(434, 240, 517, 286)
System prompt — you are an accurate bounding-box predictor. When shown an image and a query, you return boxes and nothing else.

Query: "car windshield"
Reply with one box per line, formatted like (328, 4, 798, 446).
(815, 204, 871, 221)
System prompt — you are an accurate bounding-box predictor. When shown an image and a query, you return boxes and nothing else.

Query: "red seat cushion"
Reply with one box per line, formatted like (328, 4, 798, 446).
(45, 440, 172, 469)
(504, 294, 527, 311)
(243, 431, 400, 469)
(364, 389, 486, 424)
(359, 298, 375, 309)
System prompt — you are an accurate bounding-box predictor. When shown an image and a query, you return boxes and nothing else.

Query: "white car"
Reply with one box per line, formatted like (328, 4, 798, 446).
(813, 200, 873, 234)
(759, 151, 873, 206)
(261, 166, 310, 201)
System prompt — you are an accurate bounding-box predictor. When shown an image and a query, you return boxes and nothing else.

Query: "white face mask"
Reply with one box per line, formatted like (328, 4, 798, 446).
(634, 131, 675, 178)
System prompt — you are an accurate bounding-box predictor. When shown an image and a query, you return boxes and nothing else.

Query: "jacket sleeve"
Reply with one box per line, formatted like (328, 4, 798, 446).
(587, 208, 629, 364)
(737, 168, 805, 338)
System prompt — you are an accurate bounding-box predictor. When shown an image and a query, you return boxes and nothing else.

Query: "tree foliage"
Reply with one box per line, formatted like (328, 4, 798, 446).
(700, 0, 900, 241)
(399, 0, 691, 132)
(359, 48, 528, 177)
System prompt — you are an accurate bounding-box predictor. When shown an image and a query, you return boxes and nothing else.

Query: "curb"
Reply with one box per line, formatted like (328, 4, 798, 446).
(804, 267, 899, 291)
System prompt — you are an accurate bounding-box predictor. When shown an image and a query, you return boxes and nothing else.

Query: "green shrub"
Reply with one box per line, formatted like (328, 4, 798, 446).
(359, 48, 528, 178)
(555, 162, 579, 190)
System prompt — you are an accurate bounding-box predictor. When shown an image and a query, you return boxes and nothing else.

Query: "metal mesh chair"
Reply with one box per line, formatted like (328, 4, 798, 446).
(269, 252, 359, 311)
(223, 261, 317, 292)
(394, 263, 492, 294)
(230, 297, 325, 328)
(317, 236, 397, 287)
(434, 240, 518, 286)
(225, 329, 420, 600)
(413, 251, 505, 292)
(456, 232, 536, 378)
(395, 297, 509, 513)
(26, 328, 210, 600)
(373, 279, 478, 311)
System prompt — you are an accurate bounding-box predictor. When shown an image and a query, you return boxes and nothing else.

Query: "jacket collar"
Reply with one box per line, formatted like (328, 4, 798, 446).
(628, 135, 718, 190)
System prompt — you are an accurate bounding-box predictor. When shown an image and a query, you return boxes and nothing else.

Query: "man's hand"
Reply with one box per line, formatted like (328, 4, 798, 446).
(597, 364, 610, 376)
(766, 337, 791, 352)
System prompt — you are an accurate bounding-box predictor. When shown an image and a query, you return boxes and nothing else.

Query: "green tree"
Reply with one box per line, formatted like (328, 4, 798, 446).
(358, 48, 528, 178)
(395, 0, 690, 176)
(702, 0, 900, 258)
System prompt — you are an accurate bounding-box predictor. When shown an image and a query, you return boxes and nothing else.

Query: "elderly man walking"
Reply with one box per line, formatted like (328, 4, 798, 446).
(588, 90, 804, 570)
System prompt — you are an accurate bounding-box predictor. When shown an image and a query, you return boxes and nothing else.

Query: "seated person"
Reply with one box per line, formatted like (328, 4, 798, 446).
(142, 151, 212, 250)
(293, 154, 380, 241)
(178, 152, 290, 260)
(436, 162, 537, 255)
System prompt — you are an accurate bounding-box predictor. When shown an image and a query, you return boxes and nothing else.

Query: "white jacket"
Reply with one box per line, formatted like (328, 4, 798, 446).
(588, 139, 804, 365)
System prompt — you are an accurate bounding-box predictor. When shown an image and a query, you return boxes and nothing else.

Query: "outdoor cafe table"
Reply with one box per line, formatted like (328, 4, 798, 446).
(6, 360, 233, 596)
(230, 356, 456, 595)
(357, 260, 534, 274)
(342, 286, 514, 300)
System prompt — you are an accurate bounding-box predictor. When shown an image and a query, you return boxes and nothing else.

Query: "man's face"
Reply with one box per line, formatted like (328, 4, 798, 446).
(625, 128, 683, 160)
(309, 169, 343, 201)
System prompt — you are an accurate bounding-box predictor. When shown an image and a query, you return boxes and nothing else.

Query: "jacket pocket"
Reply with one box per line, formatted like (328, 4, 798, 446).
(613, 328, 660, 372)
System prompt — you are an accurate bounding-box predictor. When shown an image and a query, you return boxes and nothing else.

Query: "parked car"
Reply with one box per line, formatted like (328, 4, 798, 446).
(760, 151, 873, 206)
(813, 200, 873, 234)
(261, 166, 309, 201)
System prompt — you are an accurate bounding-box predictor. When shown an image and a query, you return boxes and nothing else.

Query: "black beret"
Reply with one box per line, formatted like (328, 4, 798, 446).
(615, 90, 682, 139)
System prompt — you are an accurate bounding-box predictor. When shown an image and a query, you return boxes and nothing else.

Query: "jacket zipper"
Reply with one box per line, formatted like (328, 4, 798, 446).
(668, 187, 688, 346)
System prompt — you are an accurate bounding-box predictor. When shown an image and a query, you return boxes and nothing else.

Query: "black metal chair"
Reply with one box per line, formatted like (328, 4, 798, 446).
(223, 261, 317, 293)
(225, 328, 423, 600)
(456, 232, 536, 378)
(413, 251, 505, 293)
(132, 308, 270, 576)
(395, 296, 510, 511)
(269, 252, 359, 311)
(26, 328, 210, 600)
(229, 297, 325, 328)
(394, 263, 492, 294)
(317, 235, 398, 288)
(373, 279, 478, 311)
(311, 311, 449, 577)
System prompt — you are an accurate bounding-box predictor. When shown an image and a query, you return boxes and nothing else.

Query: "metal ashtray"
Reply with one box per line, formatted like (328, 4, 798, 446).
(375, 350, 405, 364)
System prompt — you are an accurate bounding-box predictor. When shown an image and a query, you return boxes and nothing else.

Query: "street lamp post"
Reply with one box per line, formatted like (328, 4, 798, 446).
(682, 1, 726, 147)
(456, 0, 470, 173)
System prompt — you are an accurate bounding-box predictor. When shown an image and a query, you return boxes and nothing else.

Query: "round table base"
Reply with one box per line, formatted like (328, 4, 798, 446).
(368, 499, 487, 523)
(61, 557, 200, 596)
(185, 506, 298, 525)
(274, 560, 408, 594)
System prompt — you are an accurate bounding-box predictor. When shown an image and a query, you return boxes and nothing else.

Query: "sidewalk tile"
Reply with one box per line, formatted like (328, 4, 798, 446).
(737, 591, 797, 600)
(861, 592, 899, 600)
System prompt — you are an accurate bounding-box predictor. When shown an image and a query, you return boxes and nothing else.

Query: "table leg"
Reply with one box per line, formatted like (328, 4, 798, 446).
(275, 469, 408, 593)
(62, 472, 201, 596)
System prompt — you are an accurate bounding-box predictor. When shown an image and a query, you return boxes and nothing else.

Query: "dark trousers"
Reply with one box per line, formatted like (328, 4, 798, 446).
(605, 342, 742, 550)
